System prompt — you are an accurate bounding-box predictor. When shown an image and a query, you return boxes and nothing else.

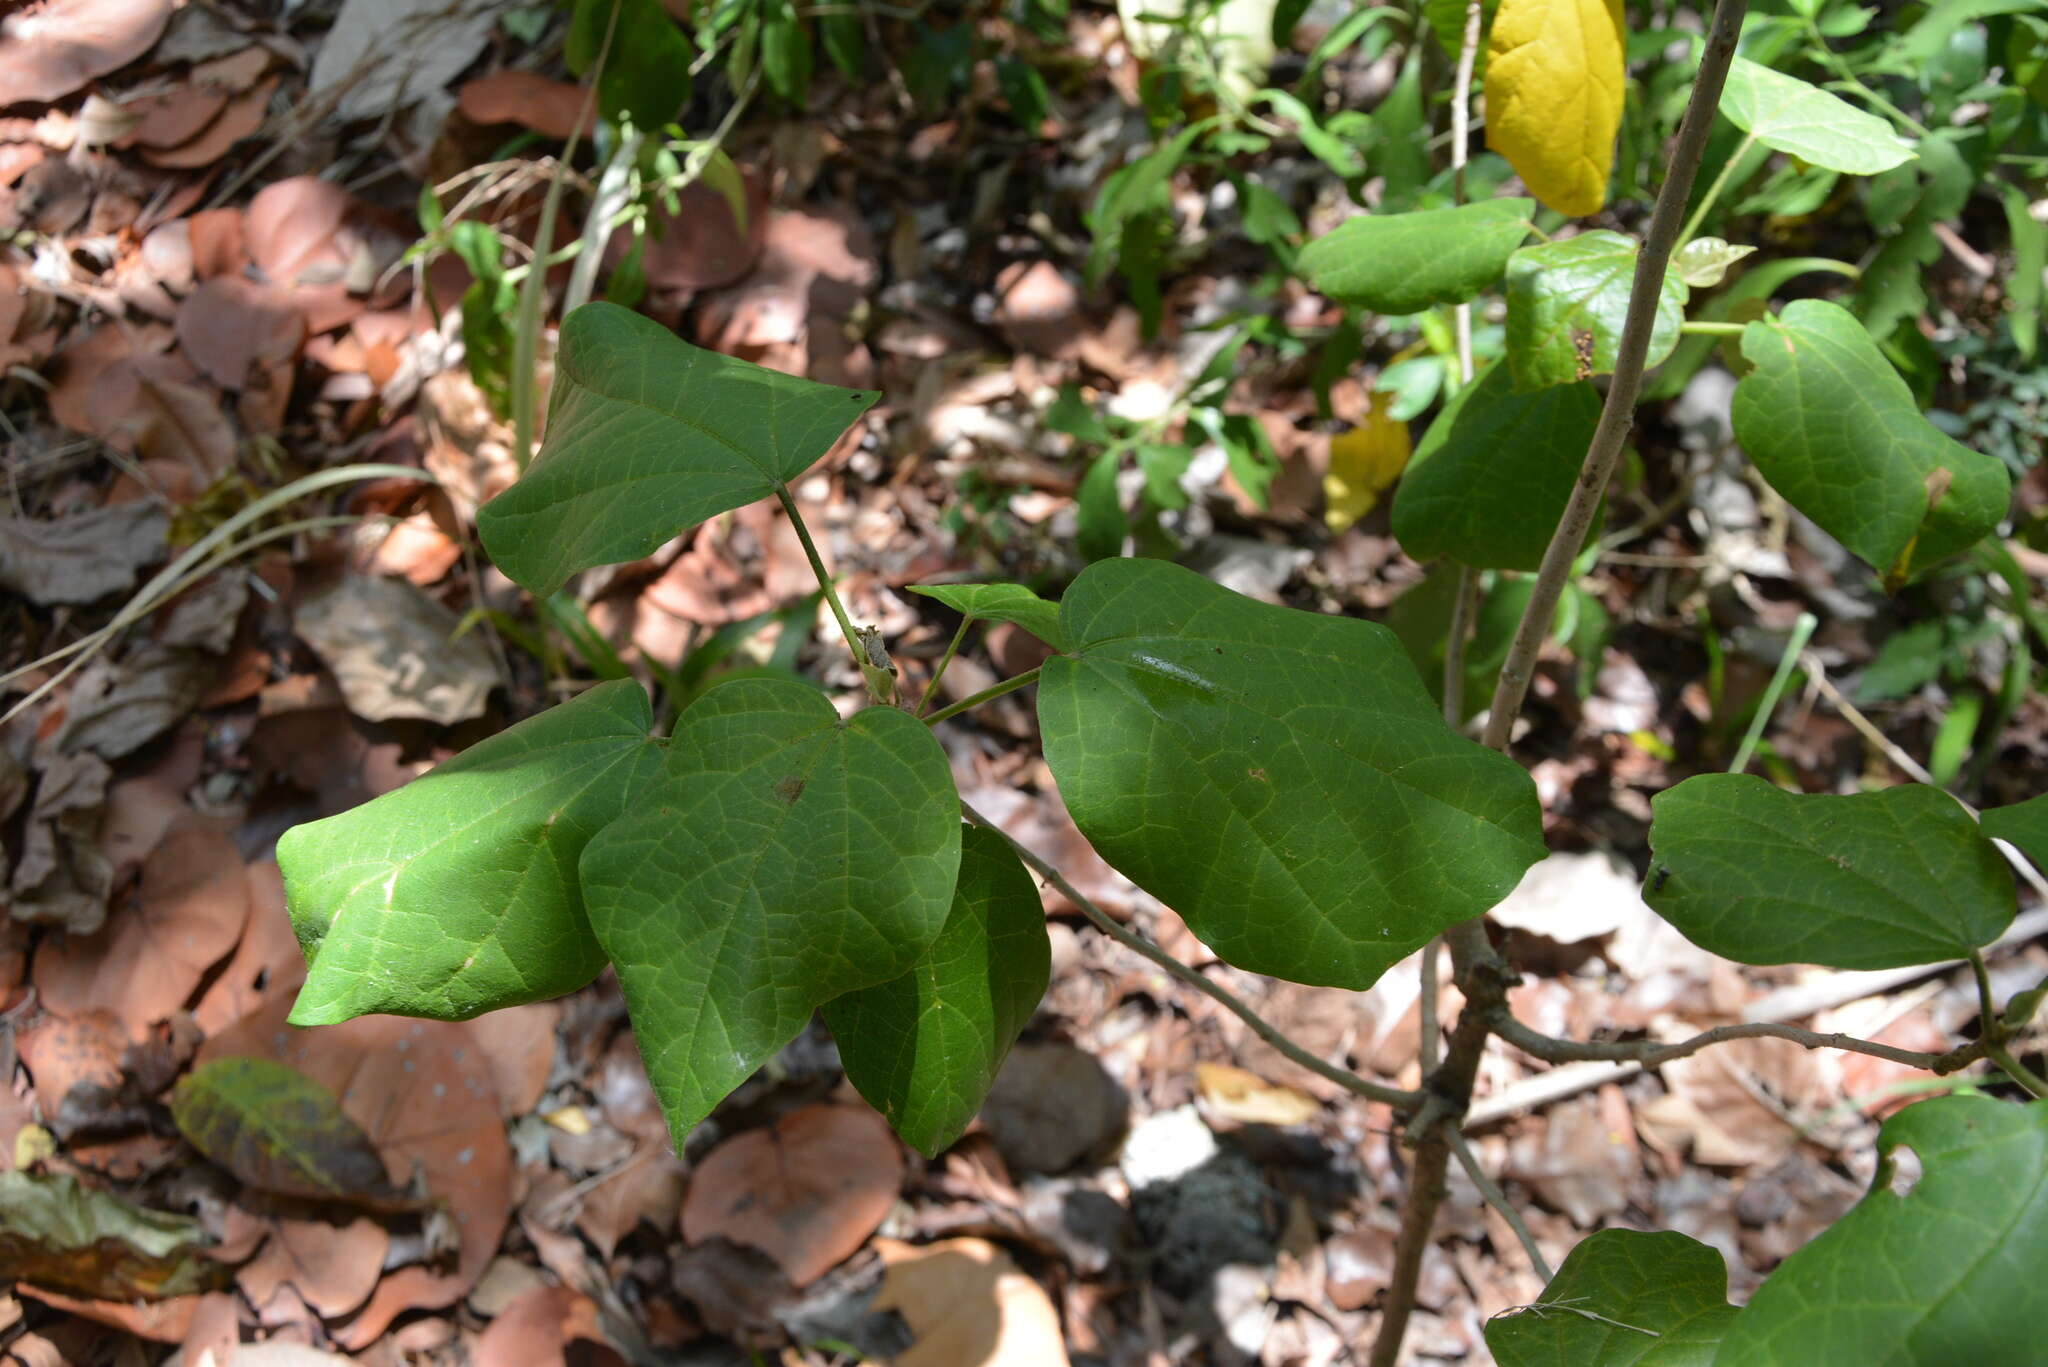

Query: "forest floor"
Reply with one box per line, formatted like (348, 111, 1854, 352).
(3, 1, 2045, 1364)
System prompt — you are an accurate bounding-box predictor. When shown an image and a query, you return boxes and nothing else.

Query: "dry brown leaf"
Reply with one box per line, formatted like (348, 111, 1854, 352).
(681, 1102, 902, 1287)
(197, 997, 512, 1349)
(118, 86, 229, 150)
(0, 0, 174, 103)
(1502, 1086, 1642, 1227)
(992, 260, 1083, 360)
(472, 1283, 627, 1367)
(574, 1146, 686, 1259)
(243, 176, 400, 332)
(175, 276, 304, 390)
(634, 176, 768, 294)
(978, 1041, 1127, 1175)
(33, 814, 250, 1037)
(191, 859, 302, 1036)
(56, 645, 215, 760)
(44, 327, 235, 478)
(871, 1236, 1070, 1367)
(142, 74, 276, 169)
(16, 1286, 202, 1343)
(187, 207, 246, 280)
(292, 574, 497, 725)
(0, 500, 165, 607)
(1637, 1036, 1832, 1169)
(472, 1001, 558, 1119)
(236, 1213, 388, 1323)
(456, 71, 594, 141)
(10, 750, 113, 934)
(15, 1010, 125, 1122)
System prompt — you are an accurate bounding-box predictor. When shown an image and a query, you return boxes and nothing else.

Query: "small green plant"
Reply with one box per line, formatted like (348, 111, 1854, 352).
(278, 2, 2048, 1362)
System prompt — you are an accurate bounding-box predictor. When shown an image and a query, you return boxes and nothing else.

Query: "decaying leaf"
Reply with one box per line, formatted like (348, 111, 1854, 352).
(0, 1170, 227, 1301)
(0, 501, 166, 607)
(171, 1058, 414, 1208)
(292, 574, 497, 725)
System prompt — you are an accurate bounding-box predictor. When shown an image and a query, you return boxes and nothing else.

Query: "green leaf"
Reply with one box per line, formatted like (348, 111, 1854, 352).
(823, 825, 1050, 1157)
(569, 0, 694, 128)
(1299, 199, 1535, 315)
(1672, 236, 1755, 289)
(1487, 1229, 1739, 1367)
(1731, 300, 2010, 588)
(907, 583, 1065, 650)
(1393, 359, 1600, 571)
(170, 1058, 405, 1206)
(580, 678, 961, 1144)
(1505, 231, 1689, 390)
(760, 0, 811, 102)
(1037, 558, 1544, 989)
(1714, 1096, 2047, 1365)
(1645, 775, 2014, 970)
(478, 303, 878, 597)
(280, 680, 662, 1025)
(1076, 449, 1127, 562)
(1720, 58, 1917, 176)
(1980, 791, 2048, 873)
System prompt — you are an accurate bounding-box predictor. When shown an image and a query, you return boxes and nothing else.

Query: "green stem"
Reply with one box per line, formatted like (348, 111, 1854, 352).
(1678, 131, 1756, 247)
(773, 484, 879, 698)
(1728, 611, 1816, 774)
(917, 617, 974, 718)
(923, 667, 1041, 725)
(1679, 320, 1748, 337)
(1985, 1041, 2048, 1099)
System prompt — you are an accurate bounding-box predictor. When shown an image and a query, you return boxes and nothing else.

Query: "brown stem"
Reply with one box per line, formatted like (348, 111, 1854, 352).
(1479, 0, 1748, 751)
(1489, 1011, 1991, 1075)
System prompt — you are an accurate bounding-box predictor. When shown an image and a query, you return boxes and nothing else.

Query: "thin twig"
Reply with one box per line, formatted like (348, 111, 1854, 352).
(1449, 1131, 1554, 1283)
(957, 800, 1423, 1112)
(1479, 0, 1748, 751)
(1489, 1010, 1989, 1075)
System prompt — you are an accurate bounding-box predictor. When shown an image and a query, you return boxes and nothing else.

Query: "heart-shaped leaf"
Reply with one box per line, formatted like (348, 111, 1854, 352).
(824, 824, 1051, 1156)
(1720, 58, 1917, 176)
(580, 677, 961, 1144)
(477, 302, 879, 596)
(1393, 360, 1601, 571)
(281, 679, 662, 1025)
(1714, 1096, 2046, 1365)
(1298, 198, 1535, 315)
(1037, 558, 1544, 990)
(1646, 776, 2014, 970)
(1732, 300, 2010, 588)
(907, 583, 1064, 650)
(1506, 231, 1689, 390)
(1485, 0, 1626, 216)
(1487, 1229, 1738, 1366)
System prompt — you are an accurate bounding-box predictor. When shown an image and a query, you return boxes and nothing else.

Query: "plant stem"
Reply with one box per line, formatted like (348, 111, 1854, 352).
(1728, 610, 1815, 774)
(1450, 1130, 1554, 1282)
(773, 484, 882, 700)
(958, 800, 1424, 1112)
(1984, 1041, 2048, 1099)
(917, 617, 974, 717)
(1480, 0, 1747, 752)
(1678, 320, 1748, 336)
(1677, 130, 1756, 247)
(922, 667, 1042, 726)
(1488, 1010, 1993, 1075)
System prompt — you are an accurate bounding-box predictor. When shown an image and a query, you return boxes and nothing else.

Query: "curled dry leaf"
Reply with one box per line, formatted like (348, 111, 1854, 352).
(44, 327, 235, 478)
(10, 750, 113, 934)
(456, 71, 594, 141)
(196, 997, 513, 1349)
(0, 500, 166, 607)
(0, 1170, 227, 1301)
(235, 1210, 388, 1324)
(681, 1102, 903, 1287)
(292, 573, 497, 725)
(245, 176, 397, 333)
(871, 1236, 1071, 1367)
(0, 0, 175, 104)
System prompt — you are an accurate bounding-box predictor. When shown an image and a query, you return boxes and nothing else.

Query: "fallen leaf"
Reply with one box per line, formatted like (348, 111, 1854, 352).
(171, 1057, 412, 1207)
(978, 1041, 1128, 1175)
(1486, 850, 1641, 944)
(292, 574, 498, 725)
(681, 1102, 902, 1287)
(118, 86, 230, 151)
(574, 1146, 686, 1259)
(636, 176, 771, 294)
(472, 1001, 559, 1120)
(15, 1286, 202, 1342)
(56, 645, 215, 760)
(456, 71, 595, 140)
(0, 1170, 227, 1300)
(993, 260, 1083, 359)
(235, 1212, 388, 1324)
(308, 0, 497, 122)
(44, 328, 235, 478)
(871, 1236, 1070, 1367)
(141, 74, 277, 169)
(1503, 1086, 1641, 1226)
(175, 276, 304, 390)
(11, 751, 114, 934)
(1324, 405, 1411, 533)
(1194, 1062, 1320, 1127)
(191, 860, 303, 1035)
(244, 177, 397, 332)
(0, 0, 175, 104)
(15, 1010, 125, 1125)
(0, 500, 165, 607)
(473, 1284, 627, 1367)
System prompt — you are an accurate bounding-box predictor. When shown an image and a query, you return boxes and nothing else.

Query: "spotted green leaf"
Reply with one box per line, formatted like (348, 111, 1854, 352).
(824, 824, 1050, 1156)
(478, 302, 879, 596)
(1299, 198, 1535, 315)
(580, 677, 961, 1145)
(1487, 1229, 1739, 1366)
(1505, 231, 1688, 390)
(1646, 776, 2014, 970)
(281, 680, 662, 1025)
(1732, 300, 2010, 588)
(1037, 558, 1544, 989)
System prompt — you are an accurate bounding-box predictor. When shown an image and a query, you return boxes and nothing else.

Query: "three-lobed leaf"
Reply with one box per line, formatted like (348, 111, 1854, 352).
(1731, 300, 2010, 588)
(1485, 0, 1626, 217)
(1646, 776, 2014, 970)
(1714, 1096, 2047, 1365)
(1299, 199, 1535, 315)
(1393, 359, 1600, 571)
(1506, 231, 1689, 390)
(280, 679, 662, 1025)
(1720, 58, 1917, 176)
(907, 583, 1065, 651)
(477, 303, 878, 597)
(579, 677, 961, 1145)
(1038, 558, 1545, 990)
(1487, 1229, 1738, 1367)
(824, 824, 1051, 1157)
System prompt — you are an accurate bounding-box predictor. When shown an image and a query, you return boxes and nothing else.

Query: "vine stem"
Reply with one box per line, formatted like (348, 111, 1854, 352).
(916, 617, 974, 717)
(1479, 0, 1748, 753)
(1489, 1011, 1994, 1075)
(957, 800, 1424, 1112)
(774, 483, 887, 703)
(922, 667, 1041, 726)
(1676, 130, 1756, 247)
(1450, 1130, 1554, 1282)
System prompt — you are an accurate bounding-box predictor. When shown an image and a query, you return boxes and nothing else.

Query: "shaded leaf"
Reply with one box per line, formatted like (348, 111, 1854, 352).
(1715, 1096, 2046, 1365)
(1325, 404, 1413, 533)
(0, 502, 166, 607)
(908, 583, 1065, 651)
(1646, 776, 2014, 970)
(1720, 58, 1917, 176)
(568, 0, 692, 128)
(580, 678, 961, 1144)
(1393, 359, 1600, 570)
(1037, 558, 1544, 990)
(1506, 231, 1688, 390)
(1485, 0, 1626, 216)
(170, 1057, 407, 1207)
(1299, 199, 1534, 315)
(478, 303, 878, 597)
(1980, 792, 2048, 874)
(0, 1170, 226, 1301)
(825, 825, 1052, 1156)
(1732, 300, 2010, 587)
(1488, 1228, 1737, 1366)
(280, 680, 661, 1025)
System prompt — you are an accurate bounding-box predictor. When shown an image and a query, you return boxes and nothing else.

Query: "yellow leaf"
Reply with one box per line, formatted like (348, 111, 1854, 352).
(1195, 1063, 1321, 1127)
(1486, 0, 1627, 218)
(1324, 405, 1412, 533)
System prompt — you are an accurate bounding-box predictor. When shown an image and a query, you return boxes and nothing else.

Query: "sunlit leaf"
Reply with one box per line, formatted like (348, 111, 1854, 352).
(1485, 0, 1626, 216)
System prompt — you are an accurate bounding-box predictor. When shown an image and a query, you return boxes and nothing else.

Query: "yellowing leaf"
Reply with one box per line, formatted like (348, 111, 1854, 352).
(1485, 0, 1626, 217)
(1325, 405, 1412, 533)
(1195, 1063, 1320, 1126)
